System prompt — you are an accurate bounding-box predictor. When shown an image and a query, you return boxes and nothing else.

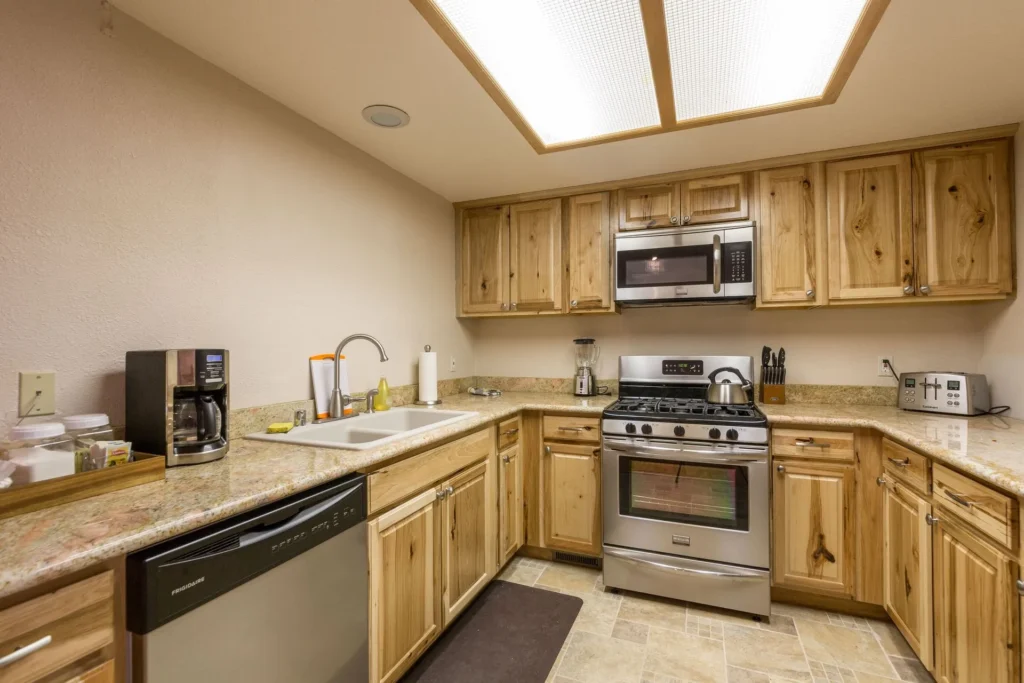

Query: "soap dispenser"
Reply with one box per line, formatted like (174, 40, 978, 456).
(374, 376, 391, 411)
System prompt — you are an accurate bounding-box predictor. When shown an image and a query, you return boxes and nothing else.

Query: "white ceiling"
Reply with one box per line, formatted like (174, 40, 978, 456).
(113, 0, 1024, 203)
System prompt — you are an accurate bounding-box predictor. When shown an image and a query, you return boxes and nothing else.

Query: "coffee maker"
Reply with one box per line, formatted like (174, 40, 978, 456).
(125, 349, 229, 467)
(573, 338, 600, 397)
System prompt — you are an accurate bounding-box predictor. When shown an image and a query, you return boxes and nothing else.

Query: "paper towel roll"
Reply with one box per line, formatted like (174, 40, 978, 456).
(419, 349, 438, 402)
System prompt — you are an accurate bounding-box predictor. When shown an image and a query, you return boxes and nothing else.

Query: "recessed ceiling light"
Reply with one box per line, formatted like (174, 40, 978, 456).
(362, 105, 411, 128)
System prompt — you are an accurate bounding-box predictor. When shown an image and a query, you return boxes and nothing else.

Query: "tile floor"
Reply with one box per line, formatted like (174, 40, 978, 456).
(496, 557, 934, 683)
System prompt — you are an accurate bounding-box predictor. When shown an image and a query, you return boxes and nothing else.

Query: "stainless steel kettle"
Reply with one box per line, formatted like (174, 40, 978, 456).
(706, 367, 753, 405)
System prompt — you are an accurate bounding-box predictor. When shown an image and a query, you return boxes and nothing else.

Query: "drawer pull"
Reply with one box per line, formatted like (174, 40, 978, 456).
(876, 476, 887, 487)
(776, 464, 785, 473)
(501, 428, 519, 437)
(558, 426, 589, 433)
(0, 635, 52, 668)
(944, 490, 974, 508)
(887, 457, 911, 468)
(925, 513, 940, 526)
(502, 454, 512, 463)
(794, 438, 829, 448)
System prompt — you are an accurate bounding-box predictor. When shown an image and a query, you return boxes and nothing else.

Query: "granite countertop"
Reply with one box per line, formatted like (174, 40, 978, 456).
(763, 403, 1024, 499)
(0, 392, 611, 600)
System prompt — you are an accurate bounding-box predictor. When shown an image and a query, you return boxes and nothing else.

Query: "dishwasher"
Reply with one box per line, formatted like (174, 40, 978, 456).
(127, 473, 368, 683)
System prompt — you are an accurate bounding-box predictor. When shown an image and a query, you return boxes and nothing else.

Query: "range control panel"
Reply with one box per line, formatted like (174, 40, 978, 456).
(898, 372, 990, 416)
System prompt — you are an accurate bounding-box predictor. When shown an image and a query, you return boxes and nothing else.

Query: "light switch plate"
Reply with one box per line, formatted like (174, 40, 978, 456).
(19, 371, 55, 416)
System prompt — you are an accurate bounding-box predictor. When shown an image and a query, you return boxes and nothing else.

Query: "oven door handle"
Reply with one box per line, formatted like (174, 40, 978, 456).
(604, 444, 767, 465)
(605, 547, 765, 581)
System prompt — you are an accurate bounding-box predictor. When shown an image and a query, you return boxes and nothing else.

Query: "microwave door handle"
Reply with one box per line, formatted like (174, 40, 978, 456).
(712, 234, 722, 294)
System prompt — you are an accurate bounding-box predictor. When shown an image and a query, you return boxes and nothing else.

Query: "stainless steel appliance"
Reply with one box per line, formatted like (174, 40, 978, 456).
(602, 355, 770, 617)
(126, 349, 229, 466)
(898, 372, 991, 416)
(574, 337, 600, 397)
(127, 474, 368, 683)
(614, 222, 755, 305)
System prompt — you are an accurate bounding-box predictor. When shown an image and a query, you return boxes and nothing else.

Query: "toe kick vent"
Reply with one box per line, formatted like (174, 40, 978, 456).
(553, 551, 601, 569)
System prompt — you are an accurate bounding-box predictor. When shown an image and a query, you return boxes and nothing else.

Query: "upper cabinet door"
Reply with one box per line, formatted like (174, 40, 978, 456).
(460, 206, 509, 315)
(618, 184, 678, 230)
(509, 199, 563, 312)
(678, 173, 749, 226)
(567, 193, 612, 312)
(914, 140, 1013, 297)
(827, 154, 915, 301)
(758, 163, 826, 305)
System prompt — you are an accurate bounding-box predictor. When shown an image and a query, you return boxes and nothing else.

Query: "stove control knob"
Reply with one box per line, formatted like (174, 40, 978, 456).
(641, 424, 652, 435)
(726, 429, 739, 441)
(709, 428, 721, 440)
(625, 423, 637, 434)
(673, 425, 685, 437)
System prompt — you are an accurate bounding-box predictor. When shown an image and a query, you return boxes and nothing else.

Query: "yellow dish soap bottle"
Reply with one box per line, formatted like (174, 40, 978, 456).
(374, 376, 391, 411)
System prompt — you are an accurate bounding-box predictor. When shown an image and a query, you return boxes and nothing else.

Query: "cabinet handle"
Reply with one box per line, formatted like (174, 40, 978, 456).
(501, 428, 519, 437)
(502, 454, 511, 463)
(0, 635, 52, 668)
(903, 284, 915, 295)
(876, 476, 887, 487)
(806, 289, 815, 298)
(592, 448, 601, 457)
(436, 488, 447, 500)
(887, 457, 910, 468)
(925, 513, 939, 526)
(670, 216, 680, 225)
(1017, 579, 1024, 597)
(545, 446, 552, 456)
(500, 303, 508, 311)
(776, 464, 785, 473)
(510, 303, 518, 310)
(920, 285, 931, 295)
(794, 438, 828, 448)
(682, 215, 691, 225)
(446, 485, 454, 496)
(570, 300, 578, 308)
(558, 426, 587, 433)
(944, 490, 974, 508)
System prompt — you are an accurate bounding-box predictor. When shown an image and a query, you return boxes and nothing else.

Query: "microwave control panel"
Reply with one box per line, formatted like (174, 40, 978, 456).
(722, 242, 752, 283)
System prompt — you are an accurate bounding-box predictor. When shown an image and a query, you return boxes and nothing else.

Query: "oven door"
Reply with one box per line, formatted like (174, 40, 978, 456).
(602, 436, 769, 568)
(614, 223, 754, 303)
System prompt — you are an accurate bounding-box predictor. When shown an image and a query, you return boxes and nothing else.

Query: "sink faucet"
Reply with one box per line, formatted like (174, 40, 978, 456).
(329, 334, 389, 419)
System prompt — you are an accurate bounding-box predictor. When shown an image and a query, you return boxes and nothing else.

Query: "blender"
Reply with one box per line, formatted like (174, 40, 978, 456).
(573, 338, 600, 396)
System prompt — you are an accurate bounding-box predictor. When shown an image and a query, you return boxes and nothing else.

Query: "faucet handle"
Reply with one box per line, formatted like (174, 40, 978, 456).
(365, 388, 379, 414)
(293, 409, 307, 427)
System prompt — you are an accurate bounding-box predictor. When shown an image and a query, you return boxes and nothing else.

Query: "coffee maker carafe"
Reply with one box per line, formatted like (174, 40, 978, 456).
(126, 349, 229, 466)
(573, 338, 600, 397)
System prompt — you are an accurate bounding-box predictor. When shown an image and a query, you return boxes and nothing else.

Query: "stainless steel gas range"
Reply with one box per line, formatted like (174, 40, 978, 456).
(602, 355, 770, 617)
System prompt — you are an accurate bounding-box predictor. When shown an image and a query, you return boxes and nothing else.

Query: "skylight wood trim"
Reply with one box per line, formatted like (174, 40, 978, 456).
(412, 0, 891, 154)
(638, 0, 675, 129)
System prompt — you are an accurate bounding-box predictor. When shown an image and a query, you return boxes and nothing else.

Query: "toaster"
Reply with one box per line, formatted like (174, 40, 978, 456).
(898, 372, 990, 416)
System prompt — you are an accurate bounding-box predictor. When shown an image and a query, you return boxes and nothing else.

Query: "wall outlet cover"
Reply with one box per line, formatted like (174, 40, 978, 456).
(19, 371, 56, 416)
(877, 356, 896, 378)
(449, 356, 456, 373)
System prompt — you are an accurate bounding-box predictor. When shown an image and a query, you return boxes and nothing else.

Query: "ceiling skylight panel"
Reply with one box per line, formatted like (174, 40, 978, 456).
(664, 0, 868, 122)
(430, 0, 661, 146)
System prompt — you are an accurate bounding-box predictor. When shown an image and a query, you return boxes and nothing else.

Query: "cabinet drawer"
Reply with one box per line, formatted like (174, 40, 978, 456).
(882, 439, 930, 495)
(497, 417, 520, 451)
(542, 415, 600, 443)
(772, 429, 854, 461)
(368, 427, 493, 515)
(0, 571, 114, 683)
(933, 464, 1017, 549)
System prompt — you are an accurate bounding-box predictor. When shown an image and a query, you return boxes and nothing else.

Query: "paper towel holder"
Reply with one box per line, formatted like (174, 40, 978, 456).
(415, 344, 444, 406)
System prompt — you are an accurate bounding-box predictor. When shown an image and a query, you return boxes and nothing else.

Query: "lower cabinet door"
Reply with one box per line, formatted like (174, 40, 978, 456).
(442, 460, 493, 626)
(882, 479, 933, 669)
(369, 488, 442, 683)
(933, 516, 1018, 683)
(68, 660, 115, 682)
(499, 443, 524, 566)
(772, 459, 856, 595)
(543, 442, 602, 556)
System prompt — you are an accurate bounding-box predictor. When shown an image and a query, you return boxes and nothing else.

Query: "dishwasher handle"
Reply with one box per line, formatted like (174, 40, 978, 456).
(240, 486, 359, 548)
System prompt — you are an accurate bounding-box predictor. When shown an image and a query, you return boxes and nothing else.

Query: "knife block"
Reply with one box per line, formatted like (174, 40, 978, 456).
(761, 383, 786, 405)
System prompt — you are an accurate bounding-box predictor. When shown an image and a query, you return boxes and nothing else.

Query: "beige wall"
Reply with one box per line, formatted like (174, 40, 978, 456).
(0, 0, 472, 428)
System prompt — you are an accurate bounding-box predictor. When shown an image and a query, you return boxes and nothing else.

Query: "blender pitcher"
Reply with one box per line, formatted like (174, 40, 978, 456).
(573, 338, 600, 396)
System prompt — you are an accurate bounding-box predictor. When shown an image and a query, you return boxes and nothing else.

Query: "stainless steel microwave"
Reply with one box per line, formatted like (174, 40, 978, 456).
(614, 222, 756, 305)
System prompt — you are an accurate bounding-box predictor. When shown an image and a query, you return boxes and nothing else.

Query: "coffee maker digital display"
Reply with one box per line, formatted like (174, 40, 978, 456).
(126, 349, 229, 467)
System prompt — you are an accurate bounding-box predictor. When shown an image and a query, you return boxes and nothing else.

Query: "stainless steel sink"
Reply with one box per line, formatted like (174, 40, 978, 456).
(246, 407, 477, 451)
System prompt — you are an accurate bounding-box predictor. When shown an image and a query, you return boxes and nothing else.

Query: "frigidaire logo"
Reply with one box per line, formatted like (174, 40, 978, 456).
(171, 576, 205, 596)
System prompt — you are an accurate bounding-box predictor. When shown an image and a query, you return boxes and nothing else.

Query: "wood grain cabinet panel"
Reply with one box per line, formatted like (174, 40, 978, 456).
(567, 192, 613, 312)
(883, 479, 933, 669)
(509, 199, 563, 312)
(772, 459, 856, 596)
(498, 443, 524, 567)
(678, 173, 749, 225)
(933, 516, 1018, 683)
(543, 442, 602, 556)
(914, 140, 1013, 298)
(460, 206, 510, 315)
(827, 154, 915, 301)
(932, 463, 1017, 551)
(617, 184, 678, 230)
(441, 460, 492, 625)
(757, 163, 827, 306)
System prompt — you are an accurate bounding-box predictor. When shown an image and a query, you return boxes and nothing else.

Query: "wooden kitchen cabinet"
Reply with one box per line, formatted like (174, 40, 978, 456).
(441, 460, 493, 625)
(618, 184, 678, 230)
(460, 205, 510, 314)
(542, 441, 602, 556)
(68, 660, 115, 682)
(756, 163, 827, 306)
(932, 515, 1019, 683)
(772, 458, 856, 596)
(827, 154, 915, 301)
(678, 173, 749, 226)
(509, 199, 562, 312)
(914, 140, 1013, 298)
(882, 478, 933, 669)
(499, 442, 524, 566)
(566, 192, 613, 312)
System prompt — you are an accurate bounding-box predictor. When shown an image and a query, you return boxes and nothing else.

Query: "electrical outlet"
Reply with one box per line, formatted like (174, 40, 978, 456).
(878, 356, 896, 378)
(19, 371, 56, 416)
(449, 356, 456, 373)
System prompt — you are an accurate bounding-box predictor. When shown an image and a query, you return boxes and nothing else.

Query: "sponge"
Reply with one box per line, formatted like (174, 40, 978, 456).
(266, 422, 294, 434)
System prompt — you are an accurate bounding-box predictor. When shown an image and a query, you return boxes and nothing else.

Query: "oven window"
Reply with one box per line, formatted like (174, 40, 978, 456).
(617, 245, 714, 288)
(619, 456, 749, 531)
